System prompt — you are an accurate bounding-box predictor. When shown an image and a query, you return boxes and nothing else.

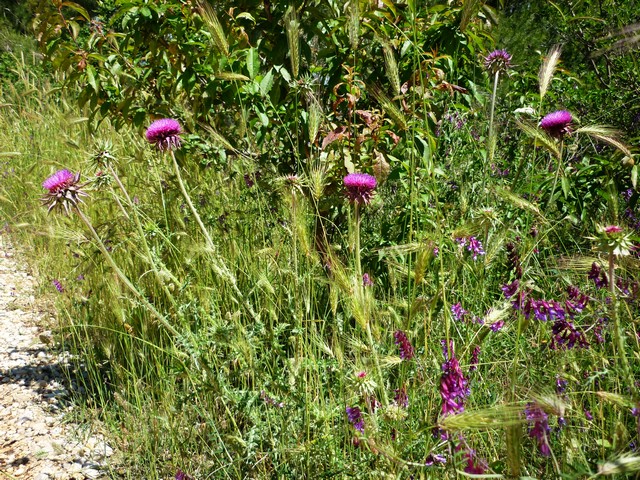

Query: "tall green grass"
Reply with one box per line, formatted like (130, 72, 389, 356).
(1, 18, 640, 480)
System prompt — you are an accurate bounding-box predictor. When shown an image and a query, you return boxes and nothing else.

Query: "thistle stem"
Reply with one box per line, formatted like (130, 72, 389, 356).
(74, 207, 179, 337)
(168, 151, 259, 321)
(107, 164, 179, 310)
(487, 70, 500, 164)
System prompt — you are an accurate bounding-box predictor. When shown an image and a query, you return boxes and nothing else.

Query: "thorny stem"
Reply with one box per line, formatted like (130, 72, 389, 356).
(353, 201, 388, 406)
(547, 141, 564, 210)
(487, 70, 500, 164)
(107, 164, 179, 311)
(74, 206, 179, 337)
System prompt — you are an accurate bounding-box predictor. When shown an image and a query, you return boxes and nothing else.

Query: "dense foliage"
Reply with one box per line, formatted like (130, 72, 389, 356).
(0, 0, 639, 478)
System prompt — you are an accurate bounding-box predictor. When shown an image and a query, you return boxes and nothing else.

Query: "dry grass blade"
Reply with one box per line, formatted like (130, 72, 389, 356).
(539, 45, 562, 100)
(516, 119, 560, 159)
(196, 0, 229, 57)
(574, 125, 632, 157)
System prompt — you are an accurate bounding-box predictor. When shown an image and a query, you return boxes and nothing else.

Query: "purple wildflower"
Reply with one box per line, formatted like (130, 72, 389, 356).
(425, 453, 447, 466)
(394, 330, 414, 360)
(456, 236, 485, 260)
(175, 470, 192, 480)
(502, 279, 519, 299)
(484, 49, 512, 74)
(593, 317, 608, 343)
(506, 242, 523, 278)
(550, 319, 589, 350)
(469, 346, 480, 371)
(525, 402, 551, 456)
(584, 409, 593, 421)
(52, 279, 64, 293)
(588, 262, 608, 289)
(604, 225, 623, 234)
(464, 449, 487, 475)
(146, 118, 182, 151)
(41, 170, 87, 215)
(362, 273, 374, 287)
(440, 347, 470, 417)
(343, 173, 377, 205)
(394, 385, 408, 408)
(433, 247, 439, 257)
(555, 376, 568, 394)
(540, 110, 573, 138)
(451, 302, 468, 321)
(565, 285, 589, 316)
(523, 298, 565, 322)
(490, 320, 505, 332)
(346, 406, 365, 433)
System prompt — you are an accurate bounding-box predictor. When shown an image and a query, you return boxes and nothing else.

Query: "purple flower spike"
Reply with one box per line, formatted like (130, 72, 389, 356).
(346, 406, 365, 433)
(451, 302, 468, 321)
(362, 273, 374, 287)
(343, 173, 377, 205)
(394, 330, 415, 360)
(540, 110, 573, 138)
(525, 403, 551, 456)
(146, 118, 182, 151)
(439, 347, 469, 417)
(41, 169, 87, 215)
(484, 49, 512, 74)
(52, 279, 64, 293)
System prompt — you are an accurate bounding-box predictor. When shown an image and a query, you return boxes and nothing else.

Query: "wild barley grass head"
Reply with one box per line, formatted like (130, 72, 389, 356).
(540, 110, 573, 138)
(146, 118, 182, 151)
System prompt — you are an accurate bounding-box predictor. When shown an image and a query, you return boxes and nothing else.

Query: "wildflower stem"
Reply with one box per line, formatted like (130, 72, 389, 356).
(608, 251, 636, 397)
(488, 70, 500, 163)
(546, 141, 564, 209)
(74, 206, 179, 337)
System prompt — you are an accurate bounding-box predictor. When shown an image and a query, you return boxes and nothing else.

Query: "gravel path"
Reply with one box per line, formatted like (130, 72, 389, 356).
(0, 236, 113, 479)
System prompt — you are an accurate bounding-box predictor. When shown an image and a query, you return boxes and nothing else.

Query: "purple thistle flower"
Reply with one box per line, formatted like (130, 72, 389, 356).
(394, 330, 414, 360)
(346, 406, 365, 433)
(440, 347, 470, 417)
(540, 110, 573, 138)
(451, 302, 468, 321)
(362, 273, 374, 287)
(484, 49, 512, 74)
(41, 170, 87, 215)
(525, 403, 551, 456)
(52, 279, 64, 293)
(588, 262, 608, 289)
(343, 173, 377, 205)
(550, 319, 589, 350)
(146, 118, 182, 151)
(43, 169, 75, 193)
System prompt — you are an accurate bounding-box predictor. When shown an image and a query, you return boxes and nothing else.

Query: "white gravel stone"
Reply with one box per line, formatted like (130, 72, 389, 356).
(0, 237, 114, 479)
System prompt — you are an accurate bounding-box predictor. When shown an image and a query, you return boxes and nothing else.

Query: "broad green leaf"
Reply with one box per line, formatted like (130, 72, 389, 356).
(246, 47, 259, 79)
(259, 68, 274, 96)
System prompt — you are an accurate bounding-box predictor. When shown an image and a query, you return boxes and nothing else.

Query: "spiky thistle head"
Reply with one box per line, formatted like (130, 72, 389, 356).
(146, 118, 182, 151)
(484, 49, 512, 75)
(591, 224, 634, 256)
(343, 173, 377, 205)
(540, 110, 573, 138)
(41, 169, 88, 215)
